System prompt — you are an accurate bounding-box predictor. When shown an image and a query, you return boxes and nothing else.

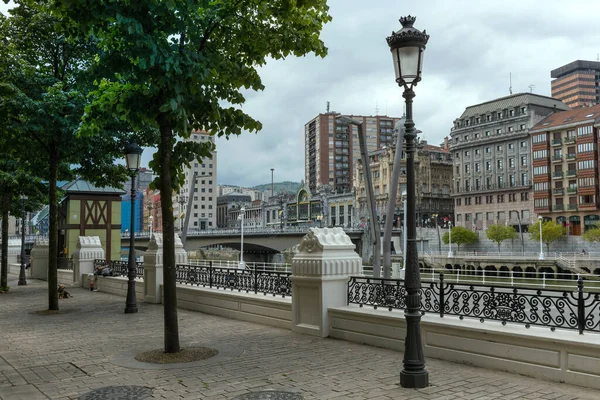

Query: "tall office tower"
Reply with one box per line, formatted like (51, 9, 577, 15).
(304, 112, 402, 194)
(551, 60, 600, 109)
(450, 93, 568, 230)
(530, 104, 600, 235)
(179, 131, 217, 230)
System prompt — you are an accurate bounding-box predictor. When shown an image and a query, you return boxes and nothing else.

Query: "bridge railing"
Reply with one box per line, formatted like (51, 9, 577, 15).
(176, 260, 291, 297)
(189, 259, 291, 273)
(348, 273, 600, 334)
(120, 226, 365, 238)
(93, 259, 144, 279)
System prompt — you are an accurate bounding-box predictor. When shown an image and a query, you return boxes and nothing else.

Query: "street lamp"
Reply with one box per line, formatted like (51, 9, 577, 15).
(387, 15, 429, 388)
(447, 221, 453, 257)
(124, 140, 143, 314)
(317, 214, 323, 228)
(18, 195, 27, 286)
(538, 216, 544, 260)
(271, 168, 275, 200)
(402, 191, 408, 271)
(148, 215, 153, 237)
(238, 206, 245, 269)
(177, 195, 187, 231)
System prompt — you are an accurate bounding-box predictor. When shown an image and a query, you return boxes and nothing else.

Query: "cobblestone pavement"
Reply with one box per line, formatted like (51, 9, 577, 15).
(1, 274, 599, 400)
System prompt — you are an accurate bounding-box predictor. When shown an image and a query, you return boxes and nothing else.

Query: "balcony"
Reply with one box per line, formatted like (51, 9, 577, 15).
(579, 202, 598, 209)
(566, 170, 577, 177)
(567, 187, 577, 193)
(552, 188, 564, 195)
(567, 204, 578, 210)
(564, 137, 576, 144)
(552, 171, 563, 178)
(565, 153, 576, 160)
(551, 139, 562, 146)
(552, 155, 563, 162)
(553, 204, 564, 211)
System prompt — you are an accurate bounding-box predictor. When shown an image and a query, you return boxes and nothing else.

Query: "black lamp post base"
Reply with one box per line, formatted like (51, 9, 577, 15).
(124, 306, 138, 314)
(18, 280, 27, 286)
(400, 370, 429, 388)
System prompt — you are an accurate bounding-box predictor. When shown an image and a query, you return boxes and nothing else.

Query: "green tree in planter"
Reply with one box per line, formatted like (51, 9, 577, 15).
(442, 226, 479, 253)
(485, 224, 517, 253)
(51, 0, 331, 353)
(528, 220, 565, 254)
(583, 222, 600, 244)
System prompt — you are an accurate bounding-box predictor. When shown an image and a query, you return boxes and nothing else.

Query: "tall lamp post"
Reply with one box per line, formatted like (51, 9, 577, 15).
(402, 191, 408, 271)
(447, 221, 453, 257)
(18, 195, 27, 286)
(538, 216, 544, 260)
(238, 207, 245, 268)
(387, 15, 429, 388)
(124, 140, 143, 314)
(271, 168, 275, 200)
(177, 195, 187, 231)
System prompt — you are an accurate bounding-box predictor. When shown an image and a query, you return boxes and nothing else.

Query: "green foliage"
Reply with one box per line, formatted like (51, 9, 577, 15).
(485, 224, 518, 252)
(442, 226, 479, 252)
(583, 222, 600, 243)
(528, 220, 565, 252)
(0, 286, 10, 293)
(250, 181, 301, 194)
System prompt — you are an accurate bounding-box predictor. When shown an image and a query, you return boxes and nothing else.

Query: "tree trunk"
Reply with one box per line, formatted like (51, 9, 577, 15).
(47, 151, 59, 310)
(1, 190, 11, 290)
(157, 112, 180, 353)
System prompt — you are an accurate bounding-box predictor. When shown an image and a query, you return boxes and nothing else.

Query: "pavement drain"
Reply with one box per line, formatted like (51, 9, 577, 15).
(79, 385, 153, 400)
(233, 391, 303, 400)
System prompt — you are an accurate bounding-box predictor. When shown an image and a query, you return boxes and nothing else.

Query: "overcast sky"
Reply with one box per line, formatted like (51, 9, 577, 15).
(3, 1, 600, 187)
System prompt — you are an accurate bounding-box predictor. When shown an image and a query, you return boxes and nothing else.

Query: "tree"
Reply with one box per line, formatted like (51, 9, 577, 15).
(528, 220, 565, 254)
(485, 224, 517, 253)
(51, 0, 331, 353)
(0, 1, 131, 309)
(442, 226, 479, 252)
(583, 222, 600, 243)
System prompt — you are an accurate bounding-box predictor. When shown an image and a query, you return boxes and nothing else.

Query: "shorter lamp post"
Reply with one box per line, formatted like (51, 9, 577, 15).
(402, 191, 408, 270)
(448, 221, 453, 257)
(148, 215, 153, 237)
(177, 195, 187, 231)
(538, 216, 544, 260)
(238, 207, 245, 269)
(18, 195, 27, 286)
(317, 214, 323, 228)
(124, 140, 143, 314)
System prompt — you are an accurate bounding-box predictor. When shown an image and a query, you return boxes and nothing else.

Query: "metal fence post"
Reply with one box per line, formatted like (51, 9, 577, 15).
(577, 277, 584, 335)
(439, 272, 445, 318)
(254, 263, 258, 294)
(209, 260, 213, 288)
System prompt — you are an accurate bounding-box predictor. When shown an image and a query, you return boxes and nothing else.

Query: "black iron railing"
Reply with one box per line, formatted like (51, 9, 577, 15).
(175, 262, 292, 298)
(58, 257, 74, 270)
(348, 274, 600, 334)
(93, 259, 144, 278)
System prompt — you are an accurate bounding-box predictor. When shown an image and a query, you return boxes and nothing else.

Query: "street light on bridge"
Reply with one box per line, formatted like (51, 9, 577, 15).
(238, 207, 246, 269)
(124, 140, 143, 314)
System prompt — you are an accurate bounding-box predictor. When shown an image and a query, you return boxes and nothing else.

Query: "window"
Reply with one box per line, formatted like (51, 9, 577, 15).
(534, 182, 548, 192)
(475, 163, 481, 172)
(521, 192, 529, 201)
(509, 158, 515, 168)
(464, 164, 470, 173)
(509, 175, 515, 186)
(464, 150, 470, 156)
(520, 141, 527, 148)
(579, 177, 595, 188)
(533, 166, 548, 175)
(497, 176, 504, 187)
(533, 150, 547, 159)
(486, 196, 493, 204)
(487, 115, 491, 122)
(496, 145, 502, 151)
(497, 112, 502, 119)
(475, 149, 481, 155)
(496, 128, 502, 134)
(520, 124, 526, 130)
(577, 143, 595, 153)
(577, 126, 593, 136)
(520, 107, 526, 114)
(509, 109, 514, 117)
(497, 159, 503, 169)
(578, 160, 595, 170)
(486, 147, 491, 153)
(521, 173, 528, 185)
(520, 156, 527, 166)
(533, 134, 547, 144)
(534, 198, 549, 208)
(485, 131, 490, 136)
(497, 194, 505, 203)
(508, 143, 514, 150)
(456, 198, 461, 206)
(508, 126, 514, 132)
(486, 161, 492, 171)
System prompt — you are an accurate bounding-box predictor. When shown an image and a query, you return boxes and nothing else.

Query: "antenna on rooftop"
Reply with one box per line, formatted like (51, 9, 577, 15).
(375, 101, 379, 115)
(597, 53, 599, 61)
(528, 84, 535, 93)
(509, 73, 512, 95)
(385, 100, 388, 116)
(326, 101, 330, 113)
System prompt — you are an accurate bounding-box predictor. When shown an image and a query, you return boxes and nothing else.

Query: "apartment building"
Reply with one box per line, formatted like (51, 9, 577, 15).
(529, 104, 600, 235)
(305, 112, 402, 194)
(551, 60, 600, 109)
(450, 93, 569, 230)
(179, 131, 217, 230)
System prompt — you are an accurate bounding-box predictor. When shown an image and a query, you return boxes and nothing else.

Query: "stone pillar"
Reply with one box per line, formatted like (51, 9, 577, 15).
(72, 236, 105, 287)
(30, 238, 49, 280)
(143, 233, 188, 304)
(7, 238, 20, 266)
(292, 227, 363, 338)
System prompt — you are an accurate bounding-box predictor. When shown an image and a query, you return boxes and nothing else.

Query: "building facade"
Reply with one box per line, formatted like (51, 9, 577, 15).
(216, 193, 252, 228)
(355, 139, 454, 228)
(529, 104, 600, 235)
(551, 60, 600, 109)
(450, 93, 569, 230)
(304, 112, 402, 194)
(179, 131, 218, 230)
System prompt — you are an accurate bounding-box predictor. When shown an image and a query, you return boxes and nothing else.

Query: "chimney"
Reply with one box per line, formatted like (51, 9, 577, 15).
(444, 136, 449, 149)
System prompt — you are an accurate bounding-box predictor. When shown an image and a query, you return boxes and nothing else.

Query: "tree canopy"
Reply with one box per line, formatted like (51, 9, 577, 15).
(583, 223, 600, 243)
(485, 224, 517, 252)
(528, 220, 565, 253)
(443, 226, 479, 252)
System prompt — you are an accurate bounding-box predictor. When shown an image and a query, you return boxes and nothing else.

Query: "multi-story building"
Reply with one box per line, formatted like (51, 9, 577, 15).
(304, 112, 402, 194)
(179, 131, 217, 230)
(450, 93, 569, 230)
(216, 192, 252, 228)
(551, 60, 600, 109)
(355, 139, 454, 227)
(529, 104, 600, 235)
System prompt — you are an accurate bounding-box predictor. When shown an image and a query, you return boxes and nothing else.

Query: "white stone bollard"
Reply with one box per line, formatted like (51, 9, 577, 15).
(143, 233, 187, 304)
(292, 227, 363, 338)
(30, 237, 49, 280)
(72, 236, 105, 287)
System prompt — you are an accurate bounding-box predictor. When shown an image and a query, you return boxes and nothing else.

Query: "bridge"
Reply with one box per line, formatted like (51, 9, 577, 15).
(121, 227, 367, 263)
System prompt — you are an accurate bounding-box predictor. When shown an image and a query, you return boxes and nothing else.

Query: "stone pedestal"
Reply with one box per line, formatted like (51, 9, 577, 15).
(30, 238, 49, 280)
(72, 236, 105, 287)
(143, 233, 187, 304)
(7, 238, 20, 267)
(292, 227, 362, 337)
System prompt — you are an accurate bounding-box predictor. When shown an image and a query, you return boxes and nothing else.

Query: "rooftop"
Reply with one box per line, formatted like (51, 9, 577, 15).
(551, 60, 600, 79)
(531, 103, 600, 131)
(459, 92, 568, 119)
(62, 178, 125, 195)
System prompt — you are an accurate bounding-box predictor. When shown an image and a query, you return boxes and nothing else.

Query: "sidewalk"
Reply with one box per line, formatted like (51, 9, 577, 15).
(0, 274, 598, 400)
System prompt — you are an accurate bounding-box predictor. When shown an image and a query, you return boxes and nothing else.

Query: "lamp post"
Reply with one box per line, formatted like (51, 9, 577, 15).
(148, 215, 153, 237)
(18, 195, 27, 286)
(177, 195, 187, 231)
(238, 206, 245, 269)
(271, 168, 275, 200)
(447, 221, 453, 257)
(402, 191, 408, 271)
(387, 15, 429, 388)
(279, 198, 284, 230)
(124, 140, 143, 314)
(538, 216, 544, 260)
(317, 214, 323, 228)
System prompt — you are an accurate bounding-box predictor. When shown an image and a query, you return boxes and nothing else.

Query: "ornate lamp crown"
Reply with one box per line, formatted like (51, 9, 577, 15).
(386, 15, 429, 48)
